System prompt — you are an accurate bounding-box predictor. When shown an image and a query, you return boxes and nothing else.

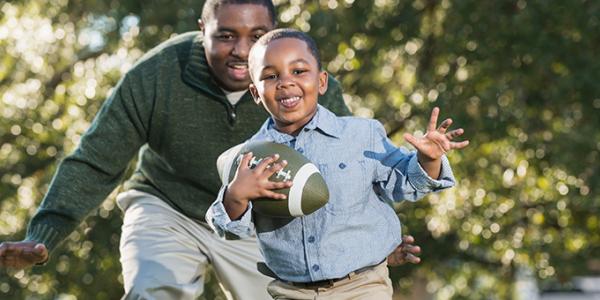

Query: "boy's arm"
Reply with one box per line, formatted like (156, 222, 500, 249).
(371, 120, 455, 202)
(206, 186, 255, 239)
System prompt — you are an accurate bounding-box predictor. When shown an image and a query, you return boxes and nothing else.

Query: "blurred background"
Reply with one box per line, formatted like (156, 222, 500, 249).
(1, 0, 599, 299)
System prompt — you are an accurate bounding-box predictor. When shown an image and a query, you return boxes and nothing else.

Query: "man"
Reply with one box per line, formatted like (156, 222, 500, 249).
(0, 1, 420, 299)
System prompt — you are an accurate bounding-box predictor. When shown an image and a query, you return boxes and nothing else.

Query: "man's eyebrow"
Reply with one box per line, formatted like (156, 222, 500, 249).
(216, 26, 271, 32)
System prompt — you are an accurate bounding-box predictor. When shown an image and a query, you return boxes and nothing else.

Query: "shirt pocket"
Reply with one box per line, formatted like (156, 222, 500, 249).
(319, 160, 369, 215)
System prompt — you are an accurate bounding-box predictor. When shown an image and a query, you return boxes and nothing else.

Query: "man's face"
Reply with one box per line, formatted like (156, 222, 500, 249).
(201, 4, 275, 92)
(249, 38, 328, 135)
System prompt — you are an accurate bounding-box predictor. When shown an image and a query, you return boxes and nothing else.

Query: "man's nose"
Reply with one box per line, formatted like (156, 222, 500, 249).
(232, 38, 252, 58)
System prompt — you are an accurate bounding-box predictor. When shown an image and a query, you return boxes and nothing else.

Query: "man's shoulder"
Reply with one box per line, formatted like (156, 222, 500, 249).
(129, 31, 201, 73)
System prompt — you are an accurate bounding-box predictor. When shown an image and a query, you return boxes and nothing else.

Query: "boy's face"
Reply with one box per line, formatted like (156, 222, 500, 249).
(200, 4, 274, 92)
(249, 38, 328, 135)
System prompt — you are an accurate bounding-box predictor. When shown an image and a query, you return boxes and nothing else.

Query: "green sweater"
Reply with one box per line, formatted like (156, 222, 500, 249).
(26, 32, 351, 253)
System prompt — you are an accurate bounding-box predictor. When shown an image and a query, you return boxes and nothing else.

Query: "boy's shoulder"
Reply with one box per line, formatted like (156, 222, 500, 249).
(333, 114, 385, 134)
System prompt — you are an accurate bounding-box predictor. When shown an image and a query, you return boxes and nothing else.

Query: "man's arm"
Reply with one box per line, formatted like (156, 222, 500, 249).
(0, 73, 151, 269)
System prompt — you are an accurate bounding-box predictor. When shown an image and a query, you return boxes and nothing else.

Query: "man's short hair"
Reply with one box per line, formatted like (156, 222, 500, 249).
(250, 28, 322, 72)
(201, 0, 277, 25)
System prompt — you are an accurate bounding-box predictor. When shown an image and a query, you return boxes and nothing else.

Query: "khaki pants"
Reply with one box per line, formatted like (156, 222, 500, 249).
(266, 261, 393, 300)
(117, 190, 271, 300)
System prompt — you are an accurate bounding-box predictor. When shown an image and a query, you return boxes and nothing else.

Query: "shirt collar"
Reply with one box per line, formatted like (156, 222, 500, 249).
(254, 105, 343, 143)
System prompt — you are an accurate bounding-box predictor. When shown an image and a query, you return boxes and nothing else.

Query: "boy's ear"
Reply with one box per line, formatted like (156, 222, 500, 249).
(249, 83, 261, 104)
(318, 70, 328, 96)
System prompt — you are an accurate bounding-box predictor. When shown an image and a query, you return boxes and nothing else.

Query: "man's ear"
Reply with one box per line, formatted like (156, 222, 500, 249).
(249, 83, 261, 105)
(197, 19, 204, 32)
(318, 70, 329, 96)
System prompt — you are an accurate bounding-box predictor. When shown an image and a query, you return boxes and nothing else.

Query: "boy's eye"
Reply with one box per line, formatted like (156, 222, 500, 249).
(293, 69, 307, 75)
(262, 74, 277, 80)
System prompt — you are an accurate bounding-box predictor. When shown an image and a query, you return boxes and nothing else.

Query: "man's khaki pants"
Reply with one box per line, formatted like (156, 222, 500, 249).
(266, 261, 393, 300)
(117, 190, 271, 300)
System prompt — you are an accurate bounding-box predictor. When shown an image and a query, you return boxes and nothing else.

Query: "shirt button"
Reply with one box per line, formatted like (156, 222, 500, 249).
(307, 236, 315, 243)
(312, 264, 320, 272)
(297, 147, 304, 153)
(303, 128, 310, 132)
(339, 163, 346, 169)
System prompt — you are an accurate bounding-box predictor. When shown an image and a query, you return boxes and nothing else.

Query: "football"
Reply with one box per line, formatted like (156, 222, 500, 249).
(216, 141, 329, 217)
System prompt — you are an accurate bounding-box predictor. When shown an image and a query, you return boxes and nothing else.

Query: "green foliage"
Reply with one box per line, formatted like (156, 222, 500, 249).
(1, 0, 599, 299)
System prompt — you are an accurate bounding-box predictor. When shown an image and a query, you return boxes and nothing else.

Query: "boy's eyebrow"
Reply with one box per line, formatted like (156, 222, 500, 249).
(262, 58, 311, 69)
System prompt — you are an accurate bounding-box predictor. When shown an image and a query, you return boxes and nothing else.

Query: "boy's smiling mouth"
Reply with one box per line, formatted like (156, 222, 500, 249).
(277, 95, 302, 108)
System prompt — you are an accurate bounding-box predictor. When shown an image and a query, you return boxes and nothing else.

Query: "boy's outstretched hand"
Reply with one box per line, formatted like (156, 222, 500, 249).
(404, 107, 469, 179)
(387, 235, 421, 266)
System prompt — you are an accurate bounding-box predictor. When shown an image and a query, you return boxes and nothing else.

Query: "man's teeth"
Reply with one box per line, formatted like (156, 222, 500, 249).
(280, 96, 301, 105)
(230, 64, 247, 69)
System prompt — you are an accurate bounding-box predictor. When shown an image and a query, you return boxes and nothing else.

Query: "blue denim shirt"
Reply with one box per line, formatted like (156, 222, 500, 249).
(207, 105, 455, 282)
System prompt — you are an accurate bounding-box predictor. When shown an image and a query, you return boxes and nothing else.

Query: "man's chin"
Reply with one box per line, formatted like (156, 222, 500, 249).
(220, 78, 251, 92)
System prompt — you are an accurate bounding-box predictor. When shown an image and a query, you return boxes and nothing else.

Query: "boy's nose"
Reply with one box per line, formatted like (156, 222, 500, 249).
(276, 76, 296, 89)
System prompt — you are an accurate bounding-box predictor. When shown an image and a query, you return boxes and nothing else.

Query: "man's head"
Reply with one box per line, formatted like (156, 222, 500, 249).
(248, 29, 328, 135)
(199, 0, 277, 91)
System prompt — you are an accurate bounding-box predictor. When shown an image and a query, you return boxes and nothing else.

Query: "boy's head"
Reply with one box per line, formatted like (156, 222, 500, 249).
(199, 0, 277, 92)
(248, 28, 328, 135)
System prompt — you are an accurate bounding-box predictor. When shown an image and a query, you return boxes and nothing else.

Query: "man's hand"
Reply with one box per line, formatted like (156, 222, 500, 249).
(387, 235, 421, 266)
(0, 241, 48, 269)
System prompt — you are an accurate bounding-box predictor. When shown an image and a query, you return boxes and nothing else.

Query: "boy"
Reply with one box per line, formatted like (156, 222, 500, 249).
(207, 29, 468, 299)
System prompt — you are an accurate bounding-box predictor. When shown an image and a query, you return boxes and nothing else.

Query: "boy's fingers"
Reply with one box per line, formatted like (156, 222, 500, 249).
(266, 181, 293, 190)
(451, 140, 470, 149)
(255, 154, 279, 173)
(427, 107, 440, 132)
(239, 152, 254, 170)
(446, 128, 464, 140)
(403, 133, 419, 148)
(265, 160, 288, 177)
(260, 191, 287, 200)
(437, 118, 453, 133)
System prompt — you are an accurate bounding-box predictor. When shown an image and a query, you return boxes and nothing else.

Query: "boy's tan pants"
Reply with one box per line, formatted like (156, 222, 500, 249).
(266, 261, 393, 300)
(117, 190, 272, 300)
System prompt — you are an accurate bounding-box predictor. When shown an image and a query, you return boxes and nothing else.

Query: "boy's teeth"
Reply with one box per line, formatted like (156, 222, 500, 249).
(281, 96, 300, 102)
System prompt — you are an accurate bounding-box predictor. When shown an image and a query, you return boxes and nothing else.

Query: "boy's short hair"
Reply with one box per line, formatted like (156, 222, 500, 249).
(201, 0, 277, 25)
(249, 28, 322, 75)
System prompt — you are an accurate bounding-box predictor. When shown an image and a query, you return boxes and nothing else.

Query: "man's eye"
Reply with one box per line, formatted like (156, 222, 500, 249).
(216, 34, 234, 40)
(253, 34, 263, 41)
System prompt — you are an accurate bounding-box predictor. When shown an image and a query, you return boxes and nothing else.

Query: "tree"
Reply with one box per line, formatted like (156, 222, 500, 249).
(1, 0, 599, 299)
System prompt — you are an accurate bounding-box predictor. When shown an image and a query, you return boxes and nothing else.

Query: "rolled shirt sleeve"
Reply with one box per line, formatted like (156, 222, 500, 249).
(206, 185, 255, 239)
(371, 120, 456, 202)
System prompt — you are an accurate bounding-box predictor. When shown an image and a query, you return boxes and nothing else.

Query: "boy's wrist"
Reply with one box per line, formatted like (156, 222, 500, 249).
(223, 185, 250, 219)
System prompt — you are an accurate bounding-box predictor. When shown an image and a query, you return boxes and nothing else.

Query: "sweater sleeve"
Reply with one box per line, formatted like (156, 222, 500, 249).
(25, 72, 152, 254)
(319, 74, 352, 117)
